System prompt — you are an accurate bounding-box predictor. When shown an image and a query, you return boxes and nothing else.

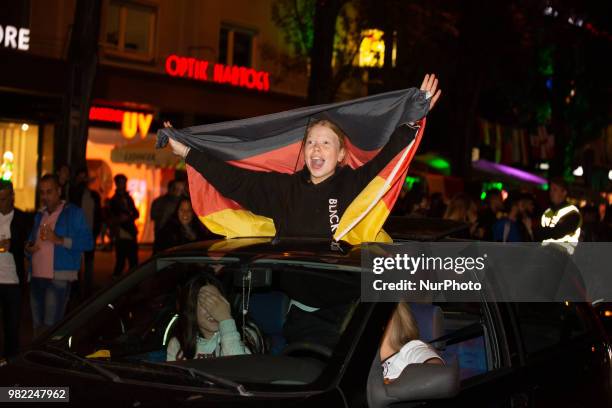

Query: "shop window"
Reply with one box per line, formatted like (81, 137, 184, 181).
(218, 25, 255, 67)
(102, 1, 156, 61)
(0, 122, 39, 211)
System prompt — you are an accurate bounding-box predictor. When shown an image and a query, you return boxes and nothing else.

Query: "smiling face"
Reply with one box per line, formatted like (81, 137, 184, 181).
(177, 200, 194, 226)
(196, 284, 222, 338)
(304, 124, 346, 184)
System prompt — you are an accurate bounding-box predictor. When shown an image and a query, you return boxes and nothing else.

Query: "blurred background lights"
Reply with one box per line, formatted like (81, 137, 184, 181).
(572, 166, 583, 177)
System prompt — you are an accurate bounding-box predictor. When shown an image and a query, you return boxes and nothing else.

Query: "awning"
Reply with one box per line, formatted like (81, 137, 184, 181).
(111, 137, 179, 167)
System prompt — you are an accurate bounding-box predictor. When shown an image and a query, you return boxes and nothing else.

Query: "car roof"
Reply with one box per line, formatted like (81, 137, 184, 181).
(155, 218, 470, 267)
(156, 237, 364, 267)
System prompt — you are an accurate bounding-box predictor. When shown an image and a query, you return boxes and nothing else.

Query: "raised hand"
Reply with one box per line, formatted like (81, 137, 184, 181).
(163, 122, 191, 158)
(420, 73, 442, 110)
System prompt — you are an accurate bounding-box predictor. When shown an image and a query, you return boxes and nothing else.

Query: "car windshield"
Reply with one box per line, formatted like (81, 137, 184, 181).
(43, 254, 363, 389)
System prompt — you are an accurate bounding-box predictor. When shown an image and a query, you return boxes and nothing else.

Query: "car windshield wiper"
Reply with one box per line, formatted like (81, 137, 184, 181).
(136, 360, 252, 396)
(28, 344, 122, 383)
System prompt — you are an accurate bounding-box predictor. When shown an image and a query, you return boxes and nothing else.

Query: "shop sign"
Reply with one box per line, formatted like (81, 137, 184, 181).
(165, 54, 270, 92)
(89, 106, 153, 139)
(0, 24, 29, 50)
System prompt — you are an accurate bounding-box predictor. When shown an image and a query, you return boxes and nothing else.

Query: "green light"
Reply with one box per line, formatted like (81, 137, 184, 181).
(541, 183, 549, 191)
(482, 181, 503, 192)
(415, 153, 451, 175)
(480, 191, 487, 201)
(427, 157, 450, 171)
(404, 175, 420, 190)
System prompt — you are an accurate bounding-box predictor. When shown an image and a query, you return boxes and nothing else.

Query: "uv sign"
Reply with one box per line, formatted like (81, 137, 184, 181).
(122, 112, 153, 139)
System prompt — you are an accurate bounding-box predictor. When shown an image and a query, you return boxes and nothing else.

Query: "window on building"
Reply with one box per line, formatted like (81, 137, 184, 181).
(218, 25, 255, 67)
(103, 1, 156, 61)
(357, 29, 397, 68)
(0, 121, 39, 211)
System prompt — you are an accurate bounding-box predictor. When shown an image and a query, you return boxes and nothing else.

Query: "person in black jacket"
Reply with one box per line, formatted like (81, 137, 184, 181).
(154, 198, 216, 253)
(70, 167, 102, 298)
(109, 174, 139, 277)
(166, 74, 441, 239)
(165, 75, 441, 352)
(0, 180, 33, 357)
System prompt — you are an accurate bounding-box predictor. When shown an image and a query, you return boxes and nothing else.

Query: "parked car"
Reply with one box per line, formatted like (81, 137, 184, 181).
(1, 236, 610, 407)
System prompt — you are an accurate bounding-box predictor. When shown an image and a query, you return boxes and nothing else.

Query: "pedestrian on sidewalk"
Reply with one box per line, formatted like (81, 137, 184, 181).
(154, 197, 216, 253)
(0, 180, 33, 356)
(109, 174, 139, 277)
(70, 167, 102, 298)
(26, 174, 93, 336)
(151, 178, 185, 250)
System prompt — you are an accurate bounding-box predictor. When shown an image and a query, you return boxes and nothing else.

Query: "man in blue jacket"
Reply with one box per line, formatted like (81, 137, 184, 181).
(25, 174, 93, 335)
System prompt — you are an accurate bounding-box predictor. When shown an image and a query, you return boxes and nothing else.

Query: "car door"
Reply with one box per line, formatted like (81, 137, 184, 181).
(354, 301, 532, 408)
(509, 302, 612, 407)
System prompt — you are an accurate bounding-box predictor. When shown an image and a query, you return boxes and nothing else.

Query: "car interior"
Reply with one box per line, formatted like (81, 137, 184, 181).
(35, 255, 491, 392)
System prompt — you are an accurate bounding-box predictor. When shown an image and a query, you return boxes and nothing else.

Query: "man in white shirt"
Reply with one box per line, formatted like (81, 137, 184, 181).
(0, 180, 32, 357)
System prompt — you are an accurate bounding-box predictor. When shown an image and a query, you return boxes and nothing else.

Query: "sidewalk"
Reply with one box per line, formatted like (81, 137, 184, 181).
(12, 245, 153, 355)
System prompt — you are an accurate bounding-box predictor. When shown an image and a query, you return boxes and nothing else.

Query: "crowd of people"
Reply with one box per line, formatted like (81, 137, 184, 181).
(391, 177, 611, 243)
(0, 164, 219, 359)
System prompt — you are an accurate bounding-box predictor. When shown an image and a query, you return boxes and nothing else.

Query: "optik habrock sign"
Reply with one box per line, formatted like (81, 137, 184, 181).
(165, 54, 271, 92)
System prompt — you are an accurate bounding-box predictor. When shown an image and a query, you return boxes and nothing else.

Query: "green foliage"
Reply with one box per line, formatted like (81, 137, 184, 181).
(538, 46, 555, 76)
(271, 0, 316, 58)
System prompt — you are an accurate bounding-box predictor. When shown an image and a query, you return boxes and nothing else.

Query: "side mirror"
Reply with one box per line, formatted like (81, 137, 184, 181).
(367, 352, 459, 408)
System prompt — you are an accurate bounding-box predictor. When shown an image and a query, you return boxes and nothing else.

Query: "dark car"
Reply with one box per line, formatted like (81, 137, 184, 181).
(1, 236, 611, 407)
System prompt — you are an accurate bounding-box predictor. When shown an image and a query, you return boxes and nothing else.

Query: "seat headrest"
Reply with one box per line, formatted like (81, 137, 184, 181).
(410, 303, 444, 342)
(248, 291, 290, 334)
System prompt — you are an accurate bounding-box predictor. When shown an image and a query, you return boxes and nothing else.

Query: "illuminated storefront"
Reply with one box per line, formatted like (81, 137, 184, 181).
(86, 104, 178, 243)
(0, 121, 39, 211)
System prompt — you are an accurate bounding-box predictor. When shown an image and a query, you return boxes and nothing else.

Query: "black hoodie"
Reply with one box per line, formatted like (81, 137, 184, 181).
(185, 124, 419, 238)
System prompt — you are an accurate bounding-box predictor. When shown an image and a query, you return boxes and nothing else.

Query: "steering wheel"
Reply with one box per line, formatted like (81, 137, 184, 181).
(281, 342, 334, 360)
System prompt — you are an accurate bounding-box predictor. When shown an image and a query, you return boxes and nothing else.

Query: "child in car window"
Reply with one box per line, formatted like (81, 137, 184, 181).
(380, 303, 444, 383)
(166, 273, 252, 361)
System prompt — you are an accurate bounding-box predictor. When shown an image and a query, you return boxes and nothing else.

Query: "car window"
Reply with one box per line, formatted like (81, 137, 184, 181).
(513, 302, 590, 356)
(372, 302, 499, 388)
(437, 303, 493, 381)
(47, 256, 362, 389)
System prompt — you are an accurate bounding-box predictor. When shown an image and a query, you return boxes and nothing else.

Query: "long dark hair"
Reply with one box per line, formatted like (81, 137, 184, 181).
(175, 272, 261, 359)
(175, 272, 225, 359)
(172, 197, 211, 238)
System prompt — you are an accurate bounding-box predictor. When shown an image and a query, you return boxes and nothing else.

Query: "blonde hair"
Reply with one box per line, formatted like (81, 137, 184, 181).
(388, 303, 420, 352)
(304, 119, 348, 151)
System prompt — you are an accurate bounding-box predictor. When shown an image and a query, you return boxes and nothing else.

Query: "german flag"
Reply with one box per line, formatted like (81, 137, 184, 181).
(157, 88, 429, 244)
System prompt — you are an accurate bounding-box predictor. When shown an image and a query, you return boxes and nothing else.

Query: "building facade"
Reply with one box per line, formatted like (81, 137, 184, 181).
(0, 0, 308, 241)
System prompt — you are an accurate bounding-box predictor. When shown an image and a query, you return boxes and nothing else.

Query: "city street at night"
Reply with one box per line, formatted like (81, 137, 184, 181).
(0, 0, 611, 406)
